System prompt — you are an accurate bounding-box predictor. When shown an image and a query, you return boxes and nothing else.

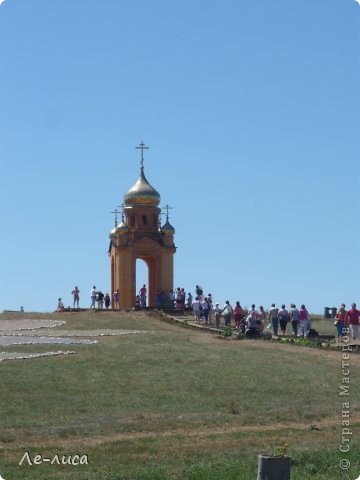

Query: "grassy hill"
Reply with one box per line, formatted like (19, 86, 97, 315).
(0, 310, 359, 479)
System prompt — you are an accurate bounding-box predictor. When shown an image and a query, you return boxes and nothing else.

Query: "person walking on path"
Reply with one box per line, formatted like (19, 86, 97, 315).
(278, 304, 289, 336)
(214, 303, 221, 329)
(289, 304, 300, 337)
(257, 306, 266, 333)
(187, 292, 193, 310)
(234, 301, 243, 330)
(175, 288, 182, 310)
(269, 304, 279, 335)
(299, 305, 310, 337)
(90, 286, 96, 309)
(222, 300, 233, 327)
(345, 303, 360, 341)
(192, 296, 201, 323)
(335, 304, 347, 343)
(180, 288, 186, 310)
(201, 297, 211, 324)
(207, 293, 213, 323)
(72, 286, 80, 309)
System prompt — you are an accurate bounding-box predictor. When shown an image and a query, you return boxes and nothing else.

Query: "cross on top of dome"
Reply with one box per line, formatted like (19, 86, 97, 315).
(162, 204, 173, 221)
(136, 142, 149, 169)
(123, 143, 161, 206)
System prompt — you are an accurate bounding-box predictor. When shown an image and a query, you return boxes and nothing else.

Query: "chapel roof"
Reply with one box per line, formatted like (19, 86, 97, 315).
(124, 166, 161, 207)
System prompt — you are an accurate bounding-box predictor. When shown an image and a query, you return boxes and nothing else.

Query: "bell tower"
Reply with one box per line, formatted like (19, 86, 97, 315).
(109, 144, 176, 309)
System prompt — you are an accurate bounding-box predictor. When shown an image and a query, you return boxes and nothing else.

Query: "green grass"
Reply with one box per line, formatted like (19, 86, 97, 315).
(0, 310, 359, 479)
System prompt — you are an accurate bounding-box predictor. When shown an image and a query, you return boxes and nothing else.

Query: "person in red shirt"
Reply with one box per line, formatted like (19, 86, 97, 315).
(139, 285, 147, 307)
(345, 303, 360, 340)
(233, 301, 243, 330)
(335, 304, 347, 343)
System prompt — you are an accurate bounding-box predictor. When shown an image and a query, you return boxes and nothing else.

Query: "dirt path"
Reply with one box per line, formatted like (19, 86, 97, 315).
(6, 414, 359, 449)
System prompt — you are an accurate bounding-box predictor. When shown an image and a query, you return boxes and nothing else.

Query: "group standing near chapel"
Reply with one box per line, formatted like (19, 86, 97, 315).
(56, 284, 359, 342)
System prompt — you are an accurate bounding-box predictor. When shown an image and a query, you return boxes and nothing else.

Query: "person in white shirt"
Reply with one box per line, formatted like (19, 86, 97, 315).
(90, 286, 96, 309)
(201, 297, 210, 324)
(269, 304, 279, 335)
(289, 304, 300, 336)
(222, 300, 233, 327)
(246, 310, 258, 330)
(192, 296, 201, 323)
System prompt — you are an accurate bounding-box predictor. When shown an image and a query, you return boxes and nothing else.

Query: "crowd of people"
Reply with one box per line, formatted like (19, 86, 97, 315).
(188, 292, 316, 338)
(163, 285, 360, 341)
(56, 283, 359, 342)
(57, 286, 114, 311)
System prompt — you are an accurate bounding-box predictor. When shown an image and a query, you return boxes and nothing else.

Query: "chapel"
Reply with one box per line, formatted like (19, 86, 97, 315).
(109, 144, 176, 308)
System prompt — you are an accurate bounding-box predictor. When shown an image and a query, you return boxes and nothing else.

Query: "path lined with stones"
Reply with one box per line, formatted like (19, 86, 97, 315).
(0, 351, 76, 362)
(0, 336, 98, 346)
(0, 329, 150, 337)
(0, 319, 66, 330)
(0, 319, 150, 362)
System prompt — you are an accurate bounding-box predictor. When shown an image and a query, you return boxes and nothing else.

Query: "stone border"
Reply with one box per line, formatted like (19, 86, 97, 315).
(0, 351, 76, 362)
(0, 319, 66, 331)
(0, 329, 151, 337)
(0, 336, 98, 346)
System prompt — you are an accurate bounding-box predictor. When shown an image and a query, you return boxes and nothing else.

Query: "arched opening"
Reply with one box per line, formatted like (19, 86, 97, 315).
(135, 256, 157, 308)
(136, 259, 149, 306)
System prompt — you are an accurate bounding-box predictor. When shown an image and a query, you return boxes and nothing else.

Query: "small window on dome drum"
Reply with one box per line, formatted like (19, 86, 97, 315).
(142, 215, 147, 225)
(130, 216, 135, 226)
(153, 215, 158, 226)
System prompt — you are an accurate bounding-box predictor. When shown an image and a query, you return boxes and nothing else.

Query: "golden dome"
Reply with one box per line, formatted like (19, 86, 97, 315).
(124, 167, 160, 206)
(109, 219, 129, 238)
(161, 219, 175, 235)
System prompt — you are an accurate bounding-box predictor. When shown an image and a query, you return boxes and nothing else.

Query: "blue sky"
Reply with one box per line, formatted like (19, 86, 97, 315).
(0, 0, 359, 313)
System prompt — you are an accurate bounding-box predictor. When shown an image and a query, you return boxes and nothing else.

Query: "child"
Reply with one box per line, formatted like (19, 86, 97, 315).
(57, 298, 64, 312)
(135, 295, 141, 310)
